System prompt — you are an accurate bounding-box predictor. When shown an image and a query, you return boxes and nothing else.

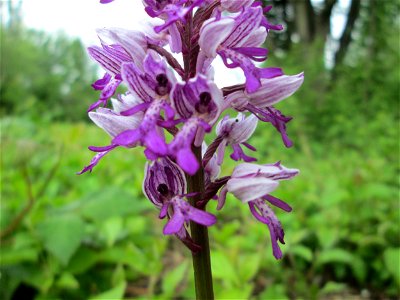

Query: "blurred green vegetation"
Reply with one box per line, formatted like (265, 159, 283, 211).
(1, 0, 399, 299)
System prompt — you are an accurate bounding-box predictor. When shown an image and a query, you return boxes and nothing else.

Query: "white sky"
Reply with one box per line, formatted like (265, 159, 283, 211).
(4, 0, 349, 84)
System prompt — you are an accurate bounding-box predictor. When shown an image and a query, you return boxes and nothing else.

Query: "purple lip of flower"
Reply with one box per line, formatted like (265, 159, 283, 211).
(248, 198, 288, 259)
(215, 113, 258, 165)
(143, 158, 216, 252)
(199, 5, 284, 93)
(143, 0, 206, 33)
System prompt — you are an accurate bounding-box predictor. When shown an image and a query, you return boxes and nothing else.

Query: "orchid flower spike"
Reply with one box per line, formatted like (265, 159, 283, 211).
(80, 0, 304, 261)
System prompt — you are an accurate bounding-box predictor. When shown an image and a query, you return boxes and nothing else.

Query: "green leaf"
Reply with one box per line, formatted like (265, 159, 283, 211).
(79, 188, 148, 222)
(66, 247, 99, 274)
(102, 217, 123, 247)
(238, 253, 261, 282)
(289, 245, 313, 262)
(257, 284, 288, 300)
(88, 281, 126, 300)
(211, 251, 238, 286)
(0, 247, 38, 266)
(55, 272, 79, 290)
(384, 248, 400, 285)
(112, 264, 126, 287)
(316, 249, 366, 282)
(36, 214, 85, 265)
(162, 261, 189, 297)
(319, 281, 348, 296)
(215, 283, 253, 299)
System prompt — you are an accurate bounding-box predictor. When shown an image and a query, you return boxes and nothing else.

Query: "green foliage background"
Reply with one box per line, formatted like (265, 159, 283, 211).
(1, 1, 399, 299)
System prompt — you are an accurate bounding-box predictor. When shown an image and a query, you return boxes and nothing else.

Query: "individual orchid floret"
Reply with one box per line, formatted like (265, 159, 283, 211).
(87, 27, 167, 111)
(78, 94, 144, 174)
(89, 98, 171, 162)
(143, 0, 206, 33)
(143, 158, 216, 251)
(224, 161, 299, 203)
(121, 53, 176, 107)
(218, 162, 298, 259)
(172, 74, 223, 124)
(248, 197, 291, 259)
(199, 6, 283, 93)
(227, 73, 304, 147)
(214, 113, 258, 165)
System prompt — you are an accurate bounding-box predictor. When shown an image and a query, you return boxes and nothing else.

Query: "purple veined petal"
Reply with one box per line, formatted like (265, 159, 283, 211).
(247, 73, 305, 108)
(168, 23, 182, 53)
(87, 46, 121, 76)
(89, 109, 142, 138)
(263, 195, 292, 212)
(227, 177, 279, 202)
(163, 209, 185, 235)
(142, 158, 187, 208)
(216, 139, 227, 165)
(231, 162, 299, 181)
(221, 6, 264, 48)
(77, 150, 111, 175)
(241, 27, 268, 48)
(176, 147, 199, 175)
(100, 0, 114, 3)
(121, 62, 155, 103)
(199, 17, 236, 57)
(111, 129, 142, 147)
(220, 0, 253, 12)
(111, 93, 143, 113)
(97, 28, 148, 69)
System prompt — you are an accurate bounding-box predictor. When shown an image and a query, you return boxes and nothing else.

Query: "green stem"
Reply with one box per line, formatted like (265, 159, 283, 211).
(187, 145, 214, 300)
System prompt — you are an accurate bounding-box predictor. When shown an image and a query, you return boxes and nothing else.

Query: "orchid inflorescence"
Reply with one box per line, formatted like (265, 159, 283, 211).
(79, 0, 304, 259)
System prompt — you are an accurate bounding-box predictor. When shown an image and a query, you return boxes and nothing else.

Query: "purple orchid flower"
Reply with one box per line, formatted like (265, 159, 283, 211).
(169, 74, 223, 174)
(143, 157, 216, 252)
(217, 161, 298, 258)
(199, 5, 284, 93)
(227, 73, 304, 147)
(215, 113, 258, 165)
(78, 93, 143, 174)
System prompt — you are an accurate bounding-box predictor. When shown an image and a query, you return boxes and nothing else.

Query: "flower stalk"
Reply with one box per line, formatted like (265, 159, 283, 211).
(187, 145, 214, 300)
